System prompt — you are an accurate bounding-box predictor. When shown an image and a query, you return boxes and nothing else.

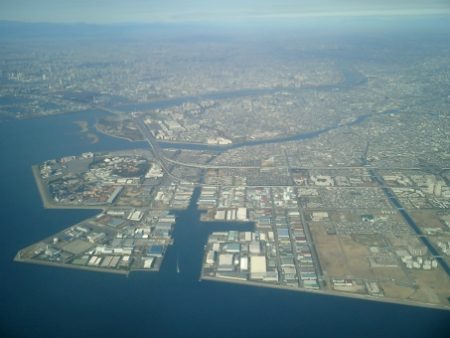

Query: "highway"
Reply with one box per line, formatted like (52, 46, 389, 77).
(133, 115, 182, 182)
(135, 114, 450, 279)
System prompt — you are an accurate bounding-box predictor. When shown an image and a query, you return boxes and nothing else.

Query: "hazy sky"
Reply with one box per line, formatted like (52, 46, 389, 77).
(0, 0, 449, 23)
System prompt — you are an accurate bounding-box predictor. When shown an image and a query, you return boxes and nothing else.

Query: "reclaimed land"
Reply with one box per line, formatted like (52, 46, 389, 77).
(200, 275, 450, 311)
(14, 255, 129, 276)
(32, 165, 106, 210)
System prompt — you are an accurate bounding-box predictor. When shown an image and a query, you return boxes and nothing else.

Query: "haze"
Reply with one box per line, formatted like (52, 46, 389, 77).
(1, 0, 449, 23)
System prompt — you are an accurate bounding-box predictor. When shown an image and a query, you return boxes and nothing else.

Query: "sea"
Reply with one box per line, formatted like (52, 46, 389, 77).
(0, 110, 449, 338)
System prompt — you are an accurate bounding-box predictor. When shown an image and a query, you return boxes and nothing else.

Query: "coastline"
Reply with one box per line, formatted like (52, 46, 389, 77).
(200, 275, 450, 312)
(28, 144, 450, 312)
(32, 165, 106, 211)
(25, 165, 161, 277)
(14, 255, 129, 276)
(94, 123, 143, 143)
(93, 117, 319, 152)
(32, 165, 57, 210)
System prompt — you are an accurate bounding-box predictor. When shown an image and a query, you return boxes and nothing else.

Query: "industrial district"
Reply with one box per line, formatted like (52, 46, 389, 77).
(9, 31, 450, 310)
(15, 109, 450, 310)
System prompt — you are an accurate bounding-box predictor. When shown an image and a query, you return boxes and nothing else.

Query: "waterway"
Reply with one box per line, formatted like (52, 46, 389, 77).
(0, 111, 449, 338)
(371, 171, 450, 277)
(106, 68, 394, 154)
(158, 112, 371, 152)
(114, 65, 367, 113)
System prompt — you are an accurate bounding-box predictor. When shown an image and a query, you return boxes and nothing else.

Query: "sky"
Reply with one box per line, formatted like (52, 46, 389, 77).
(0, 0, 449, 23)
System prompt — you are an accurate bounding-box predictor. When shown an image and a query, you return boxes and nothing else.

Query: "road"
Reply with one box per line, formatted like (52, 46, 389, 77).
(133, 115, 181, 181)
(370, 168, 450, 278)
(135, 113, 450, 280)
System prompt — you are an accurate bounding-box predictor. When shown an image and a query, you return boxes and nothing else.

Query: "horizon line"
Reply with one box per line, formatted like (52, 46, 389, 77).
(1, 8, 450, 25)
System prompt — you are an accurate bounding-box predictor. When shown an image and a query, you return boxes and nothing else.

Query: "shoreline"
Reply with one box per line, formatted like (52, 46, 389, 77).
(15, 255, 159, 276)
(200, 275, 450, 312)
(32, 165, 53, 209)
(94, 123, 143, 143)
(24, 166, 161, 277)
(94, 121, 226, 149)
(28, 155, 450, 312)
(14, 255, 129, 276)
(32, 165, 107, 211)
(93, 116, 318, 151)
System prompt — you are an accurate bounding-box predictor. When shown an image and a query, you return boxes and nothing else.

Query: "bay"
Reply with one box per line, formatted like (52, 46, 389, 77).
(0, 111, 449, 338)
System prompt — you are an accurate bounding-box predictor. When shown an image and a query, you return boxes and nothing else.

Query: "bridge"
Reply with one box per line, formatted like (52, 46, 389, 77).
(133, 115, 182, 181)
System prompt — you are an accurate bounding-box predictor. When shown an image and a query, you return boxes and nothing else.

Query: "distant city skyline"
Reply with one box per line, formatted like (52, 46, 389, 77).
(0, 0, 449, 23)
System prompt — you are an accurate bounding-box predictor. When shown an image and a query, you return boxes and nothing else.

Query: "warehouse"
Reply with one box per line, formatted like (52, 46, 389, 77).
(250, 255, 267, 280)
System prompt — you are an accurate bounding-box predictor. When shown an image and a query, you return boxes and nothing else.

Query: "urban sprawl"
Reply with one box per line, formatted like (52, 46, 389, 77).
(7, 33, 450, 310)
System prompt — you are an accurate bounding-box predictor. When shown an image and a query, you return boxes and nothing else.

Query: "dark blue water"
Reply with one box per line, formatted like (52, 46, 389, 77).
(0, 111, 449, 338)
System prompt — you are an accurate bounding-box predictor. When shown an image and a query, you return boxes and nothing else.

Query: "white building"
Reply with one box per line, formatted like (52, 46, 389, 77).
(250, 255, 267, 280)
